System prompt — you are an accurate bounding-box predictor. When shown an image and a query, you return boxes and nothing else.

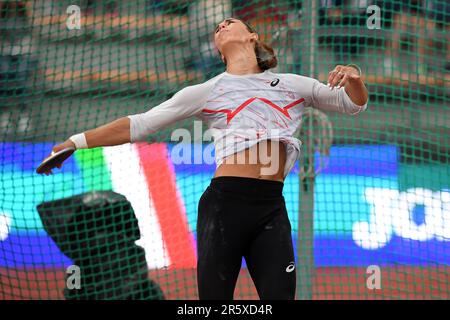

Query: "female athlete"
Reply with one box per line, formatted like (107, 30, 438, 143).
(44, 18, 368, 300)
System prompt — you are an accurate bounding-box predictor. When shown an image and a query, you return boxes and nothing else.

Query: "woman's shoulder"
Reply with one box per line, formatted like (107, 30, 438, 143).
(194, 72, 226, 88)
(180, 72, 225, 92)
(270, 70, 315, 81)
(172, 72, 226, 103)
(268, 71, 318, 88)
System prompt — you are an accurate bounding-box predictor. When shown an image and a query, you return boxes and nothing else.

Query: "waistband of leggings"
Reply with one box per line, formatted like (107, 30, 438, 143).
(209, 176, 283, 197)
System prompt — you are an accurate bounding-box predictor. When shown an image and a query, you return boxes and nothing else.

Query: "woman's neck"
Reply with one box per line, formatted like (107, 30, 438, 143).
(224, 46, 262, 75)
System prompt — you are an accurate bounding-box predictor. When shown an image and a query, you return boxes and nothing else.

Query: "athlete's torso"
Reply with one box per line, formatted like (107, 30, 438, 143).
(199, 70, 306, 178)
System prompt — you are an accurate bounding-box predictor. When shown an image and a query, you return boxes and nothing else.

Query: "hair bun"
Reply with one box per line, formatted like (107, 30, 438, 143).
(255, 41, 278, 70)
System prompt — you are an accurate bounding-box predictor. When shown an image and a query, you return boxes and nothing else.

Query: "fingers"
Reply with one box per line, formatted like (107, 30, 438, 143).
(337, 73, 350, 89)
(327, 68, 338, 86)
(328, 70, 344, 90)
(52, 143, 66, 154)
(327, 65, 343, 89)
(40, 146, 65, 176)
(327, 65, 359, 90)
(52, 146, 61, 154)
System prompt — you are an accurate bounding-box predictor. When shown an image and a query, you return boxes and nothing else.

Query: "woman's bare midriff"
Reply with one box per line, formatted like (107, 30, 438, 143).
(214, 140, 286, 182)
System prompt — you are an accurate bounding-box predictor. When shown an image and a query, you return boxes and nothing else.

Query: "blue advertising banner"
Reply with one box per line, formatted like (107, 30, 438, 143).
(0, 143, 448, 267)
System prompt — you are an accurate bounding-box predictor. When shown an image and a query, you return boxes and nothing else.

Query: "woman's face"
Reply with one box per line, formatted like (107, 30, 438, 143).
(214, 18, 258, 54)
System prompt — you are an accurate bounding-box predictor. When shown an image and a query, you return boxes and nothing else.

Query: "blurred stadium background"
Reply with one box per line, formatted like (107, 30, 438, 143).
(0, 0, 449, 299)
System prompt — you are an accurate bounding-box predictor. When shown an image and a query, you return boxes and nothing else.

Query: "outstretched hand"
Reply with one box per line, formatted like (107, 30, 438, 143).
(327, 65, 361, 90)
(41, 139, 76, 175)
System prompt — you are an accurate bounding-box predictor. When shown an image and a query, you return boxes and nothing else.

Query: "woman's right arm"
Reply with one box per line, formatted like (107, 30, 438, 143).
(59, 84, 201, 152)
(46, 76, 219, 172)
(53, 115, 130, 149)
(82, 116, 131, 148)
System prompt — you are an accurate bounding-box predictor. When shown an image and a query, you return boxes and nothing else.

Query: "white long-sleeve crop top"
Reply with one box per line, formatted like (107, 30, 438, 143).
(127, 69, 367, 177)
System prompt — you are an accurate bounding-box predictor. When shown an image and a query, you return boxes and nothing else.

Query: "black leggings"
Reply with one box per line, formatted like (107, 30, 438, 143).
(197, 176, 296, 300)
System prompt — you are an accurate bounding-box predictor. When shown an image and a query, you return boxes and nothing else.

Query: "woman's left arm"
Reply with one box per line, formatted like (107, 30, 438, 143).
(327, 64, 368, 106)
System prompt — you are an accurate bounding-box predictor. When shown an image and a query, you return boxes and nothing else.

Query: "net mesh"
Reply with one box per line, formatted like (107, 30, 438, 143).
(0, 0, 449, 300)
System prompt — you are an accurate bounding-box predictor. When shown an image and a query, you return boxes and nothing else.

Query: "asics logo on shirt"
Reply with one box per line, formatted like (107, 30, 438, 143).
(270, 78, 280, 87)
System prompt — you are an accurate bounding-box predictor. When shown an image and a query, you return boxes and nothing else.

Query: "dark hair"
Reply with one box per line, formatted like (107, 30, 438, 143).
(218, 18, 278, 71)
(254, 40, 277, 70)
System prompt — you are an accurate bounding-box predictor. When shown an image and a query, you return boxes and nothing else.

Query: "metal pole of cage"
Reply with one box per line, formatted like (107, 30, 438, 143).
(296, 108, 333, 301)
(296, 0, 318, 300)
